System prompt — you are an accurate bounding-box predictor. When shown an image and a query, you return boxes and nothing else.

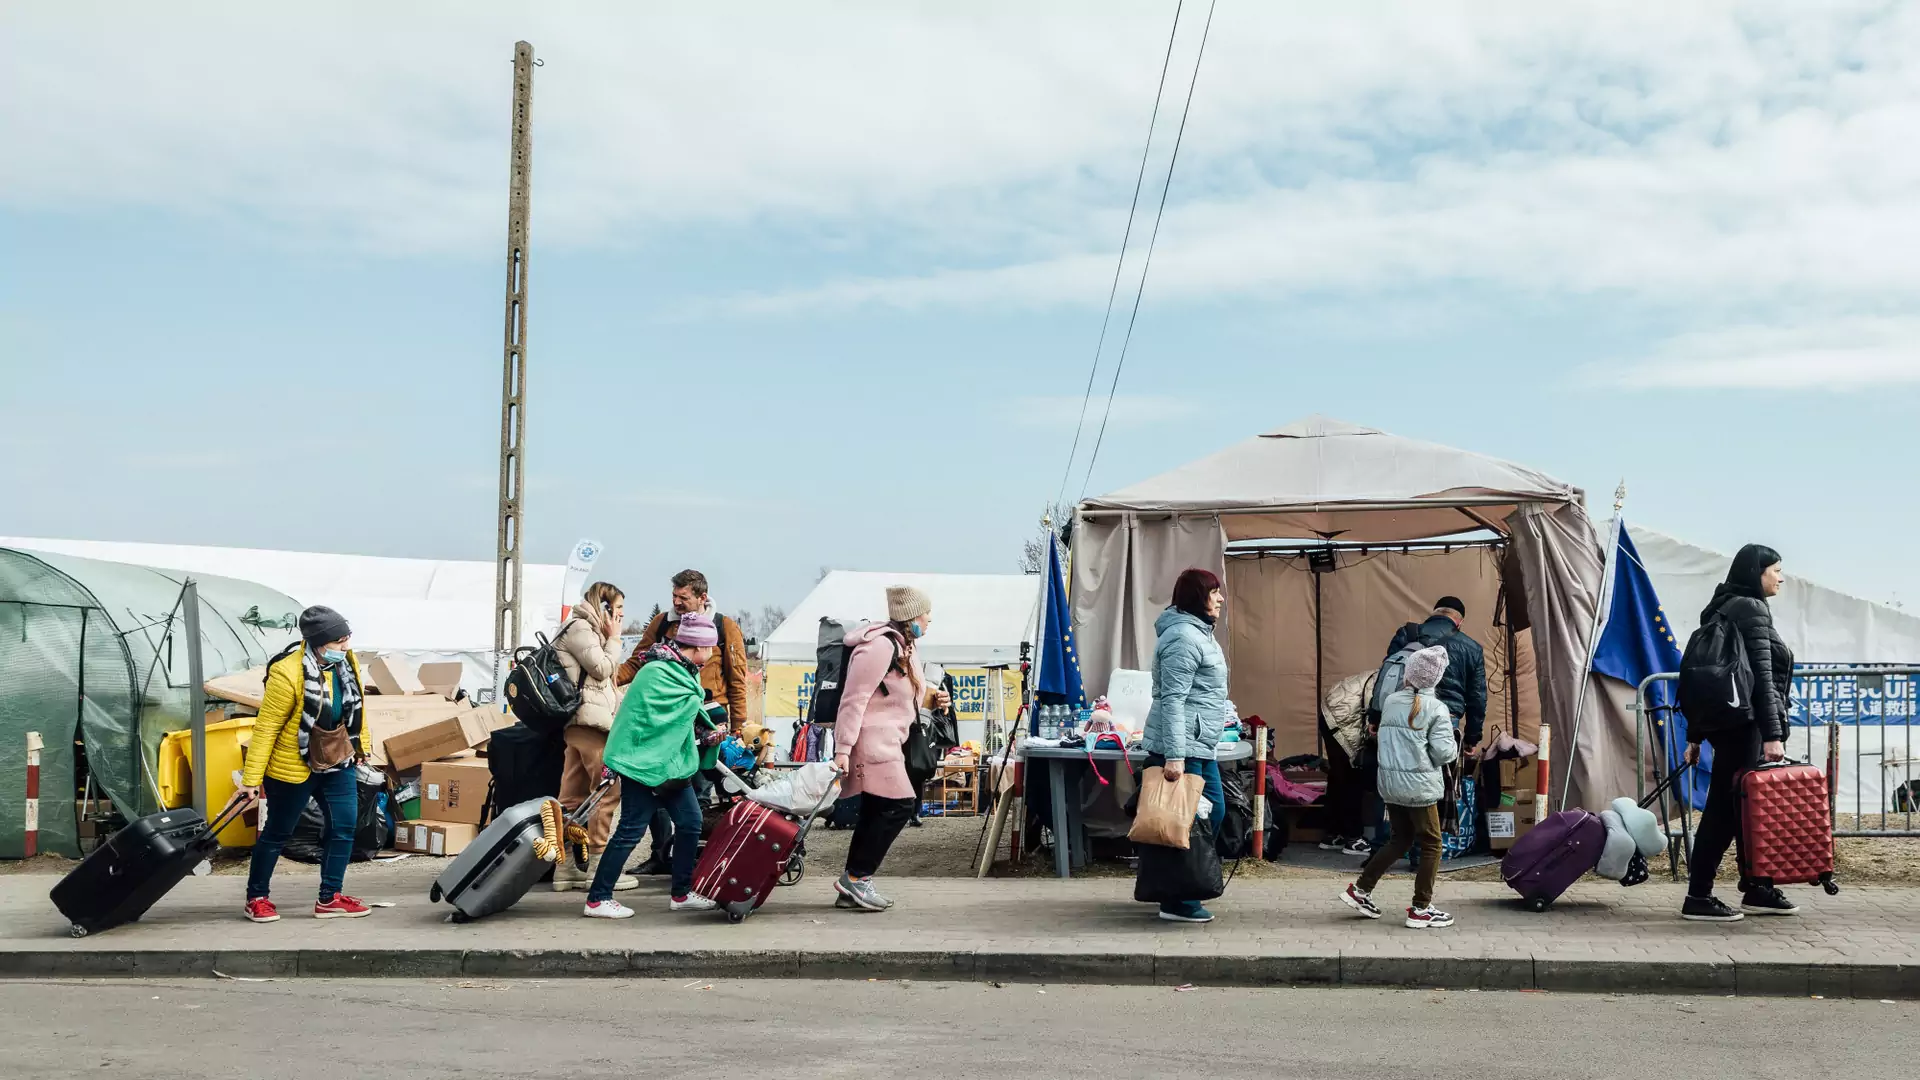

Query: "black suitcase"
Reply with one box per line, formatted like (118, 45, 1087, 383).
(483, 722, 565, 821)
(50, 797, 251, 938)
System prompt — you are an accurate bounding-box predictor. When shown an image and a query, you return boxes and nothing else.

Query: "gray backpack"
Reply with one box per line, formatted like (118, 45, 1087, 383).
(1367, 624, 1449, 725)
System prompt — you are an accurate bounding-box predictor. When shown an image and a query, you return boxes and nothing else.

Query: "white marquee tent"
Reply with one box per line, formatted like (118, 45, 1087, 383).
(1623, 524, 1920, 813)
(764, 571, 1042, 668)
(0, 538, 568, 692)
(763, 571, 1042, 752)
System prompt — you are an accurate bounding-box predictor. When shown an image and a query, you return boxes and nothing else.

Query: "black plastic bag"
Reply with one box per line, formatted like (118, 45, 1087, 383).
(1134, 819, 1224, 904)
(1217, 768, 1254, 859)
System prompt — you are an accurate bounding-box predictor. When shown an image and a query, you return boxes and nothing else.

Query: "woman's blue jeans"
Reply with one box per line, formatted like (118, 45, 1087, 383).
(1142, 753, 1223, 917)
(592, 775, 702, 902)
(247, 766, 357, 902)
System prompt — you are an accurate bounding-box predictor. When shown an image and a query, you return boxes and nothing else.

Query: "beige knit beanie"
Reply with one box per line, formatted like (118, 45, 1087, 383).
(886, 585, 933, 623)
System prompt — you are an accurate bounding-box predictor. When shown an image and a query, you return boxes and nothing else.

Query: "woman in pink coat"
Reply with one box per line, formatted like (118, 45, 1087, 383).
(831, 585, 947, 912)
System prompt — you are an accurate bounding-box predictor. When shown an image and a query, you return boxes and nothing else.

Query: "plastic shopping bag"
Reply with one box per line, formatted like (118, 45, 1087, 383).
(746, 762, 840, 817)
(1127, 767, 1206, 850)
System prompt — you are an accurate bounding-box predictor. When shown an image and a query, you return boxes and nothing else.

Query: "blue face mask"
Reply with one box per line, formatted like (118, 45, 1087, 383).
(320, 648, 347, 664)
(908, 621, 925, 639)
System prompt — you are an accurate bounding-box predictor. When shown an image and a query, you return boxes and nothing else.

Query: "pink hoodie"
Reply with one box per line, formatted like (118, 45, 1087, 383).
(834, 622, 922, 800)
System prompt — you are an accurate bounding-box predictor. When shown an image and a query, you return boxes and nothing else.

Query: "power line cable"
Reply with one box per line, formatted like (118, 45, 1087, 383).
(1051, 0, 1187, 513)
(1078, 0, 1217, 501)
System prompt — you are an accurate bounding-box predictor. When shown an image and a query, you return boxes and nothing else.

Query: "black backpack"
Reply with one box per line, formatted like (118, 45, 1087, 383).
(504, 628, 580, 734)
(805, 617, 894, 727)
(1678, 610, 1754, 731)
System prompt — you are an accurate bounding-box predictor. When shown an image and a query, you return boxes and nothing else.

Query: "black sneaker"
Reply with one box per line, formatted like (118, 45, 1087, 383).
(1741, 886, 1801, 917)
(1681, 895, 1745, 922)
(1319, 836, 1353, 852)
(629, 853, 671, 877)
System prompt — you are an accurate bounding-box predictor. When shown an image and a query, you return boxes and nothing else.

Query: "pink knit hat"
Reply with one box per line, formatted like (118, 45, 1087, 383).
(1403, 646, 1450, 691)
(675, 611, 720, 648)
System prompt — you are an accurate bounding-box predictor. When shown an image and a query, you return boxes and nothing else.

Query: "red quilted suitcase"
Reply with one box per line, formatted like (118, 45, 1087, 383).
(692, 799, 805, 923)
(1738, 762, 1839, 895)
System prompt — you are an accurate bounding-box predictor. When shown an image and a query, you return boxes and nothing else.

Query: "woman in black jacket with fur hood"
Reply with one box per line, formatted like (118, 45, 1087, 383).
(1680, 544, 1796, 923)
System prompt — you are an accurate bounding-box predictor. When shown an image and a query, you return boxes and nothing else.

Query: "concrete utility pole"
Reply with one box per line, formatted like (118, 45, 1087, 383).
(494, 41, 535, 686)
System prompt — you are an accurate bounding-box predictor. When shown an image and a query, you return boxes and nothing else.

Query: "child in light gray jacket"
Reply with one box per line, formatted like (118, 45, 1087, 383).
(1339, 646, 1460, 929)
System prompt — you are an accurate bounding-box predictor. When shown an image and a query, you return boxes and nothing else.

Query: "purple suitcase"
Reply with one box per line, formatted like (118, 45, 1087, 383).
(1502, 809, 1605, 911)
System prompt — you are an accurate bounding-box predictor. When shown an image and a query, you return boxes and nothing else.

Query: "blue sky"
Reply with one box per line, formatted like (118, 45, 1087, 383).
(5, 1, 1920, 619)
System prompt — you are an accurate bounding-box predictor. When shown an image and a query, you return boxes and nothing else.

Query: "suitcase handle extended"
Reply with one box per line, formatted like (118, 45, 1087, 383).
(205, 790, 260, 838)
(1639, 762, 1694, 810)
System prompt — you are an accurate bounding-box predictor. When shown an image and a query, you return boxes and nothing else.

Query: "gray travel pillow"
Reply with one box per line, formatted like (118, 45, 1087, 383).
(1595, 810, 1637, 881)
(1609, 796, 1667, 857)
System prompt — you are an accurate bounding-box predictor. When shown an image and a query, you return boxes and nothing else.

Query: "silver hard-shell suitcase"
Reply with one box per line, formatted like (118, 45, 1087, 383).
(429, 776, 612, 922)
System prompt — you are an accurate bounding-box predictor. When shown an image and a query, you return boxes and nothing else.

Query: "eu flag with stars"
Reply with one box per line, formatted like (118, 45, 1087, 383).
(1036, 532, 1085, 711)
(1590, 520, 1707, 808)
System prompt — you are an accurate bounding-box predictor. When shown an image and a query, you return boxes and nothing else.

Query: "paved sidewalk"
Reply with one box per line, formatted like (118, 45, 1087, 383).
(4, 860, 1915, 997)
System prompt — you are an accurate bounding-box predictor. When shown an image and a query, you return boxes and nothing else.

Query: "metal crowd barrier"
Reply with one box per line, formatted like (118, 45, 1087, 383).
(1633, 667, 1920, 879)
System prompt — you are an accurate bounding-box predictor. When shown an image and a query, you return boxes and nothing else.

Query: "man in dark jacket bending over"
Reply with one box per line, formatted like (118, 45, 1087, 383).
(1387, 595, 1488, 751)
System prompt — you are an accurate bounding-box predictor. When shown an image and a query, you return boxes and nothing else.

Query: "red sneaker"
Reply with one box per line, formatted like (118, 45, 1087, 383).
(313, 893, 371, 920)
(244, 897, 280, 924)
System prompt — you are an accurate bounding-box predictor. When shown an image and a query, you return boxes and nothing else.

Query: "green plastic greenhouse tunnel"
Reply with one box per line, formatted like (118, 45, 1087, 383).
(0, 547, 299, 857)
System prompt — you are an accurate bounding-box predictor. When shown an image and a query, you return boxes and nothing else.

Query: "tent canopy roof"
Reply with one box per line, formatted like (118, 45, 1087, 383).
(1079, 415, 1584, 543)
(0, 538, 567, 652)
(764, 571, 1040, 667)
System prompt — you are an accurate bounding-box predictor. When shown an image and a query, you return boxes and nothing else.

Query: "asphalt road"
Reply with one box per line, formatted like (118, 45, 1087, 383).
(4, 977, 1914, 1079)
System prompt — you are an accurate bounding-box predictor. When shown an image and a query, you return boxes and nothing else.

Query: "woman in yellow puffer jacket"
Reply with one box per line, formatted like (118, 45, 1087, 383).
(237, 606, 373, 924)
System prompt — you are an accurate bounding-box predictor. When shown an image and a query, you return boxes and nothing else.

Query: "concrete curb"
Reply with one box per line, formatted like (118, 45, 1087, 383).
(0, 948, 1914, 997)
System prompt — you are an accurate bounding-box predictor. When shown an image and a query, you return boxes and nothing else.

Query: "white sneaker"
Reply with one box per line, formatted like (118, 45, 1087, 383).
(670, 893, 718, 912)
(582, 899, 634, 920)
(1405, 905, 1455, 930)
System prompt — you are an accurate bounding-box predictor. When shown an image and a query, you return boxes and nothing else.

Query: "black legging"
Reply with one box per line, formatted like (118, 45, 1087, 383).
(845, 795, 917, 878)
(1687, 724, 1766, 898)
(1320, 718, 1366, 840)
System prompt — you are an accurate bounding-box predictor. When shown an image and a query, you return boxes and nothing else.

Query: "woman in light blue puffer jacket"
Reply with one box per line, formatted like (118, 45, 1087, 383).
(1140, 568, 1232, 924)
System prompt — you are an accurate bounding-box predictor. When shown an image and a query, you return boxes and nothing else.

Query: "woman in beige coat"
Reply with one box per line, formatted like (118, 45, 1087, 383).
(551, 581, 637, 892)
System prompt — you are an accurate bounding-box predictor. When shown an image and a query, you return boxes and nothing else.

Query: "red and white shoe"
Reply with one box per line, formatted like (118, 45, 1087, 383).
(1338, 884, 1382, 919)
(1405, 905, 1455, 930)
(313, 893, 371, 920)
(244, 897, 280, 924)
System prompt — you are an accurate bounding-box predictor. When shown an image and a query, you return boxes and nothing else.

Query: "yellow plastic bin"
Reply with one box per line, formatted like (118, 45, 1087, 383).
(155, 716, 258, 848)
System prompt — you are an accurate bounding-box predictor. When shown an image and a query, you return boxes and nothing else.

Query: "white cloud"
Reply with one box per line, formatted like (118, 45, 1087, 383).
(1606, 317, 1920, 389)
(1006, 394, 1201, 429)
(7, 0, 1920, 381)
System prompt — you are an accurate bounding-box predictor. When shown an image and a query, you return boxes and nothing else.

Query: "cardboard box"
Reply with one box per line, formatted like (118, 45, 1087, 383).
(394, 820, 479, 857)
(420, 758, 492, 824)
(416, 662, 464, 699)
(367, 656, 425, 696)
(204, 666, 269, 710)
(362, 698, 466, 767)
(383, 706, 512, 771)
(1488, 799, 1540, 851)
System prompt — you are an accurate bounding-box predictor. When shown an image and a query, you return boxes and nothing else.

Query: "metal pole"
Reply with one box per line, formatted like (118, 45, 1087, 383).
(183, 580, 207, 818)
(493, 40, 535, 693)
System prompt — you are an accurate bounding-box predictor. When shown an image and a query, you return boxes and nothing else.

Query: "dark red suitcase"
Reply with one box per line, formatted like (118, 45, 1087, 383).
(1738, 762, 1839, 894)
(691, 800, 804, 923)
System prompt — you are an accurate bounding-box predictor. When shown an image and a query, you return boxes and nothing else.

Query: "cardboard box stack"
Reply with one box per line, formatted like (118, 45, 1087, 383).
(204, 655, 511, 859)
(1486, 754, 1541, 851)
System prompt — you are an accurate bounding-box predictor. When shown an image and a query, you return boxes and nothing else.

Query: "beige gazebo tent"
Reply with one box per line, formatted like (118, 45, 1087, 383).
(1071, 415, 1630, 811)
